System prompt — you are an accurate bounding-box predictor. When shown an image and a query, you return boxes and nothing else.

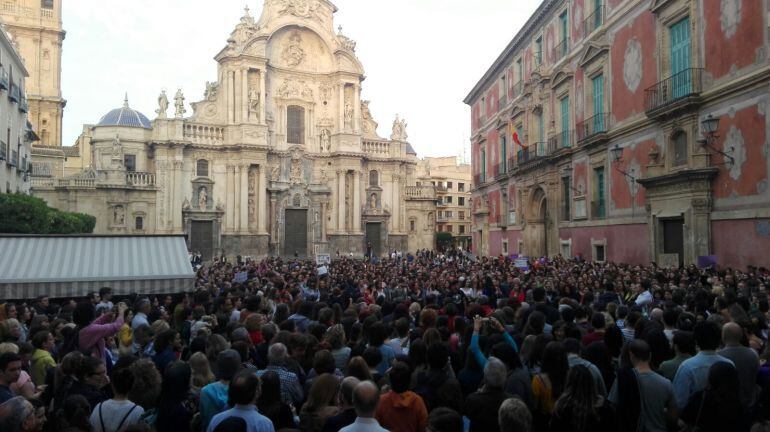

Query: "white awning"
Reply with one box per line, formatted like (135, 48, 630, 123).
(0, 235, 194, 299)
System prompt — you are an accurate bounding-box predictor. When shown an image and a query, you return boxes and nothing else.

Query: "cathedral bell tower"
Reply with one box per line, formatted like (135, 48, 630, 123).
(0, 0, 66, 147)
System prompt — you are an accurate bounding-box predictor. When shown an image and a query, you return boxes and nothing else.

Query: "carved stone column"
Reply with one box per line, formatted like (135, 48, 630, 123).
(173, 159, 184, 232)
(259, 70, 266, 124)
(353, 170, 361, 232)
(320, 201, 327, 242)
(258, 165, 267, 234)
(391, 173, 400, 233)
(226, 164, 235, 232)
(269, 193, 278, 246)
(239, 164, 249, 232)
(338, 83, 345, 132)
(337, 170, 346, 232)
(353, 84, 361, 133)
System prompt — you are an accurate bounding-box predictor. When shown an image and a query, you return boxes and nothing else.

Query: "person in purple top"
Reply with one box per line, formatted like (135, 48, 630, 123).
(74, 301, 127, 361)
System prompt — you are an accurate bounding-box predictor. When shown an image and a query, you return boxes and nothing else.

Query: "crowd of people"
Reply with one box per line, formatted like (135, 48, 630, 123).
(0, 250, 769, 432)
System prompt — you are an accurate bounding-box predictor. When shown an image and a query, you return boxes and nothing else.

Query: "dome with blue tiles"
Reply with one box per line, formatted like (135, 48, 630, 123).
(97, 95, 152, 129)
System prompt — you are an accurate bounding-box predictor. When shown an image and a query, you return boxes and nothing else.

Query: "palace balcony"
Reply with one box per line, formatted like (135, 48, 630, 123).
(577, 113, 611, 147)
(644, 68, 704, 119)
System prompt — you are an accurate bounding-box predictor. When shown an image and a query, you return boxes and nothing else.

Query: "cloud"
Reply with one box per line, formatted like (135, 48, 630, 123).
(61, 0, 539, 157)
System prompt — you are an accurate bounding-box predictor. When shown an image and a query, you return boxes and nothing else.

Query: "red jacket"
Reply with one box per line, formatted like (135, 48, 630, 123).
(375, 390, 428, 432)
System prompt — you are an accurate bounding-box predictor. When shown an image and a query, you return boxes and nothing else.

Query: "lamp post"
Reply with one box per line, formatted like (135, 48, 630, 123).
(698, 114, 734, 166)
(611, 144, 637, 217)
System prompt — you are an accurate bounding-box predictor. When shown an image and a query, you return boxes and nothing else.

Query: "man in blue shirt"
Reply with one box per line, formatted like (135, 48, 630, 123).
(207, 370, 275, 432)
(0, 352, 22, 404)
(672, 320, 734, 409)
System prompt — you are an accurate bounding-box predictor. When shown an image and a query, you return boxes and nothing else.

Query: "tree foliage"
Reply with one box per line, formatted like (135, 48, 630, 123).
(0, 193, 96, 234)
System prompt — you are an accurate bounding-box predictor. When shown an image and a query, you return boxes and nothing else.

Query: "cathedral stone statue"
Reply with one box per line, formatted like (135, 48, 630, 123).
(198, 186, 207, 210)
(156, 90, 169, 119)
(248, 87, 260, 120)
(174, 89, 186, 118)
(390, 115, 408, 141)
(111, 135, 123, 169)
(320, 129, 330, 152)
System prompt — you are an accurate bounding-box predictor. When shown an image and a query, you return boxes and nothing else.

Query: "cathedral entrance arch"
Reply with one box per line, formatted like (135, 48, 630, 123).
(526, 186, 548, 258)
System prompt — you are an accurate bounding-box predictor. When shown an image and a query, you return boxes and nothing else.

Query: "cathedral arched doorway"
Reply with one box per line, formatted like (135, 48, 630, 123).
(526, 187, 548, 258)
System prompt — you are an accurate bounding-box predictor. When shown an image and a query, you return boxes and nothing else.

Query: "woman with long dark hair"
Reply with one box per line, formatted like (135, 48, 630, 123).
(681, 362, 747, 432)
(531, 341, 568, 431)
(256, 371, 295, 430)
(156, 361, 195, 432)
(550, 365, 615, 432)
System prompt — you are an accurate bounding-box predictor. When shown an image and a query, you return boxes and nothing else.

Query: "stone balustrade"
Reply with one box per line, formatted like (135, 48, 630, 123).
(405, 185, 436, 200)
(362, 139, 390, 155)
(30, 178, 55, 188)
(57, 178, 95, 188)
(126, 171, 156, 187)
(184, 123, 225, 145)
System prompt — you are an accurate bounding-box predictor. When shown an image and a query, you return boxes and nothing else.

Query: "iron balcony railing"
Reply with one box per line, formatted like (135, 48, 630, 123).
(517, 142, 548, 164)
(19, 95, 28, 113)
(548, 129, 574, 153)
(554, 38, 569, 61)
(473, 173, 485, 186)
(577, 113, 611, 144)
(512, 80, 523, 99)
(591, 200, 606, 219)
(496, 162, 507, 178)
(584, 6, 605, 37)
(644, 68, 704, 113)
(508, 157, 516, 172)
(0, 66, 8, 90)
(9, 83, 19, 103)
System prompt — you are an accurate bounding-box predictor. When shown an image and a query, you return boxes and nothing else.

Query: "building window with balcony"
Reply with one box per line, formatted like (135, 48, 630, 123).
(197, 159, 209, 177)
(480, 148, 486, 182)
(458, 197, 465, 206)
(124, 155, 136, 172)
(670, 17, 692, 98)
(500, 135, 507, 172)
(535, 37, 543, 66)
(446, 196, 453, 204)
(287, 105, 305, 144)
(594, 166, 606, 218)
(459, 211, 465, 220)
(446, 211, 453, 218)
(672, 131, 688, 166)
(447, 181, 452, 189)
(369, 170, 379, 187)
(592, 74, 605, 128)
(458, 182, 465, 192)
(560, 96, 570, 148)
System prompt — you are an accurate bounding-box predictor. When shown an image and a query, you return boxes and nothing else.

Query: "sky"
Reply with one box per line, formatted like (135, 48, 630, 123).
(61, 0, 541, 159)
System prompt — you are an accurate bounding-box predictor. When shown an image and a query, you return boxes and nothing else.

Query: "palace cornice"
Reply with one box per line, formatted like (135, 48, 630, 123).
(463, 0, 562, 104)
(636, 167, 718, 190)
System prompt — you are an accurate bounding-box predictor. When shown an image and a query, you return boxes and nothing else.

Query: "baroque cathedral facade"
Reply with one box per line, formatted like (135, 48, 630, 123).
(29, 0, 437, 258)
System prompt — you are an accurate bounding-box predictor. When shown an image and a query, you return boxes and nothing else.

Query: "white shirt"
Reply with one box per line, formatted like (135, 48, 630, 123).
(339, 417, 388, 432)
(635, 290, 653, 307)
(90, 399, 144, 432)
(131, 312, 149, 330)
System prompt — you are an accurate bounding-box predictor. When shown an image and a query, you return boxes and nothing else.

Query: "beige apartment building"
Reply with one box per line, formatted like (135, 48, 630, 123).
(0, 20, 35, 194)
(417, 156, 472, 250)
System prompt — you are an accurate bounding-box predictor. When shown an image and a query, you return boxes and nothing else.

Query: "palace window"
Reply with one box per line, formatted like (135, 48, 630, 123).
(672, 131, 688, 166)
(593, 166, 605, 219)
(458, 183, 465, 192)
(124, 155, 136, 172)
(197, 159, 209, 177)
(410, 219, 416, 232)
(459, 225, 465, 234)
(369, 170, 379, 187)
(135, 217, 143, 230)
(458, 197, 465, 206)
(287, 105, 305, 144)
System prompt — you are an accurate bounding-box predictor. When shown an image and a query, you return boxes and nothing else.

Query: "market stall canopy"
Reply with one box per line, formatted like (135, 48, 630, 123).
(0, 235, 194, 299)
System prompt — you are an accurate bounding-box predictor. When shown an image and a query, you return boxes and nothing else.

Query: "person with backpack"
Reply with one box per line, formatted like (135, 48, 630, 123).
(89, 366, 144, 432)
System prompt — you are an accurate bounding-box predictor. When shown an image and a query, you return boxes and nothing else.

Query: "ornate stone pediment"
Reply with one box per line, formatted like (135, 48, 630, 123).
(275, 0, 322, 19)
(578, 41, 609, 68)
(551, 69, 574, 89)
(276, 78, 314, 101)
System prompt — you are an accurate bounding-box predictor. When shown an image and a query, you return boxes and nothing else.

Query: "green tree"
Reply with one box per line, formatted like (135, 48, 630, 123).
(0, 193, 51, 233)
(0, 193, 96, 234)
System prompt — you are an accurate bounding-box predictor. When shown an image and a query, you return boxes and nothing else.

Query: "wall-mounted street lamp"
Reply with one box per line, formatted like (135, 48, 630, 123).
(697, 114, 734, 166)
(610, 145, 636, 182)
(561, 166, 582, 194)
